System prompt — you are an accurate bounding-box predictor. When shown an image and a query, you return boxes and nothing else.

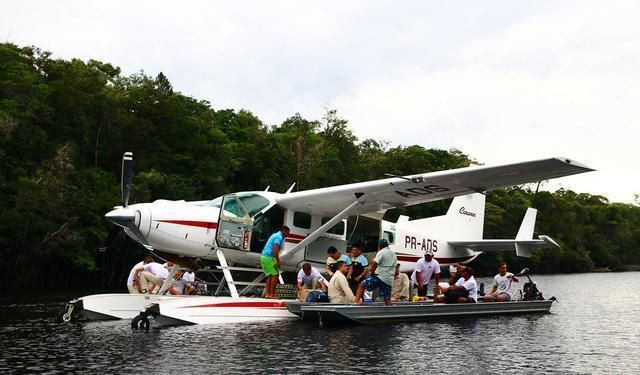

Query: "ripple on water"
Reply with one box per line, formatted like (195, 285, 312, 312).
(1, 273, 640, 374)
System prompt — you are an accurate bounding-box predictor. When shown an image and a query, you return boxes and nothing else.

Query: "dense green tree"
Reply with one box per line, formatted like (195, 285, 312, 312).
(0, 42, 639, 291)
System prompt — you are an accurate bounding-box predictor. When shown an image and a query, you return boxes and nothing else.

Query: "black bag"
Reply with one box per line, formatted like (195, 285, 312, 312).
(444, 288, 468, 304)
(306, 291, 329, 303)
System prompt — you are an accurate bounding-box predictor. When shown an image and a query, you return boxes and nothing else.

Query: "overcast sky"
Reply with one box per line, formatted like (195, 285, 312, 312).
(2, 1, 638, 203)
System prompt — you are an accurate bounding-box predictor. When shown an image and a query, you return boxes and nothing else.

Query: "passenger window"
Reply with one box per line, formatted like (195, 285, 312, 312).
(293, 212, 312, 229)
(384, 231, 395, 244)
(322, 217, 345, 235)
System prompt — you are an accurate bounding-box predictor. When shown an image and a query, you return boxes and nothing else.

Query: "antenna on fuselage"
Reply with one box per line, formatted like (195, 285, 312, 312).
(285, 183, 296, 194)
(264, 185, 270, 192)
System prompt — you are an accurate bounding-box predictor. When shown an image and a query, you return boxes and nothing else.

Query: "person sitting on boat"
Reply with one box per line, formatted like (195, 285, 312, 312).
(127, 256, 153, 294)
(168, 271, 187, 295)
(483, 262, 518, 302)
(353, 239, 398, 306)
(297, 263, 326, 300)
(391, 264, 410, 301)
(326, 246, 352, 278)
(410, 249, 441, 299)
(135, 261, 170, 294)
(444, 267, 477, 303)
(328, 261, 355, 304)
(182, 268, 203, 295)
(349, 242, 369, 293)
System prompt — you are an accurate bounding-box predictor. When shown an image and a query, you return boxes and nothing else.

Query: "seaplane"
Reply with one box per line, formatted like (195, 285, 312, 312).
(59, 152, 593, 327)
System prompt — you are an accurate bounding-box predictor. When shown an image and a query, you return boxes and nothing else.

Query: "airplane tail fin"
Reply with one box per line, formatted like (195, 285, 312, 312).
(405, 193, 485, 240)
(448, 207, 560, 258)
(515, 208, 537, 257)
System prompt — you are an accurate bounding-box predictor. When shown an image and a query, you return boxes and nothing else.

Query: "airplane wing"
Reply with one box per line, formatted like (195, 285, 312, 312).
(448, 235, 560, 258)
(276, 157, 593, 216)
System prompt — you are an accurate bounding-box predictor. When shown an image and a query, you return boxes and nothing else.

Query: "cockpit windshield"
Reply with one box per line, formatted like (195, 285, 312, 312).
(201, 193, 270, 217)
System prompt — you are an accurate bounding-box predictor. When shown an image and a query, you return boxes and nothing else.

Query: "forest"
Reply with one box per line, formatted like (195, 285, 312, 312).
(1, 43, 639, 291)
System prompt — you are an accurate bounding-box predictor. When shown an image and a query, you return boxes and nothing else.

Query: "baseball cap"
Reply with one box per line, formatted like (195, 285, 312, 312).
(378, 239, 389, 247)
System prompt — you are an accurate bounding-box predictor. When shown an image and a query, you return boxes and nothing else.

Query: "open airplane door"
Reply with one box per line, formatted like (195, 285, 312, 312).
(216, 194, 253, 251)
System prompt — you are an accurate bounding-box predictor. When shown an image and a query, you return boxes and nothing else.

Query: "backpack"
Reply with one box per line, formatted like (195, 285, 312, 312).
(305, 291, 329, 303)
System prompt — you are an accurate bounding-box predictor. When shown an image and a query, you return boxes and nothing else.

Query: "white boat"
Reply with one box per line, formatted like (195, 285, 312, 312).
(133, 296, 298, 328)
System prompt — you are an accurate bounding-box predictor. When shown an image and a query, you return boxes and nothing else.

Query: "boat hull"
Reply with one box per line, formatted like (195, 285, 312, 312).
(286, 300, 554, 325)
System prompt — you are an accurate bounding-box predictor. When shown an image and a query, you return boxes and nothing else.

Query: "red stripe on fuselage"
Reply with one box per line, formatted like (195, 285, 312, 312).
(182, 301, 285, 308)
(157, 220, 218, 229)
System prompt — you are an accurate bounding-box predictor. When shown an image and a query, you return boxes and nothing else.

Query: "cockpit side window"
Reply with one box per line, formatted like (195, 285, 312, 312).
(238, 194, 270, 217)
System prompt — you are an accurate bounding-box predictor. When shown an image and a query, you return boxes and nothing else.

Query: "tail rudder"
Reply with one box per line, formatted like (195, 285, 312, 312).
(406, 193, 485, 239)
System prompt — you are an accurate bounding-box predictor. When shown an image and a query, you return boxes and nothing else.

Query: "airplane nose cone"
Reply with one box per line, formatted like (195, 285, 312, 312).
(105, 207, 135, 227)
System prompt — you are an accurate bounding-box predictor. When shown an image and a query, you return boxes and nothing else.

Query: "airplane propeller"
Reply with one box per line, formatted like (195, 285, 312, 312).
(121, 151, 133, 207)
(104, 152, 154, 250)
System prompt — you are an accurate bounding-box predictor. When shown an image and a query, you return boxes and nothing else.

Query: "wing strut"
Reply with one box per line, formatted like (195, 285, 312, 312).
(280, 197, 366, 262)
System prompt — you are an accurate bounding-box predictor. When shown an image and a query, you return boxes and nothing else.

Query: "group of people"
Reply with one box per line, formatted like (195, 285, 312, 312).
(117, 223, 516, 303)
(126, 256, 201, 295)
(295, 238, 519, 305)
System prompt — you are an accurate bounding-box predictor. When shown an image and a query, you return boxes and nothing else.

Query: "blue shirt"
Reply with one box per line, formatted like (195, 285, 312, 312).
(352, 254, 368, 267)
(262, 231, 285, 258)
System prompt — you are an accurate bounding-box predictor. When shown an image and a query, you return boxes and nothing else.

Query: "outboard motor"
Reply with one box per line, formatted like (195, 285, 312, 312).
(516, 268, 544, 301)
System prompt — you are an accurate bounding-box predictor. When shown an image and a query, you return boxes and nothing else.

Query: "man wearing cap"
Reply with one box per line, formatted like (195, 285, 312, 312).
(353, 239, 398, 306)
(445, 267, 478, 303)
(410, 250, 441, 300)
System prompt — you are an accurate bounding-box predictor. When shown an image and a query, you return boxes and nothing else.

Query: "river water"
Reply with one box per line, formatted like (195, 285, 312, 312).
(1, 272, 639, 374)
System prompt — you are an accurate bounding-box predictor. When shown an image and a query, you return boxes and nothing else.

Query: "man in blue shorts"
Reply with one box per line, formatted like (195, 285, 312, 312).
(353, 239, 397, 306)
(261, 225, 290, 299)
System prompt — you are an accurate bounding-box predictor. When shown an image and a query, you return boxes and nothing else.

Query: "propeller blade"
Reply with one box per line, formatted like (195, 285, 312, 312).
(121, 152, 133, 207)
(99, 226, 121, 252)
(125, 221, 152, 250)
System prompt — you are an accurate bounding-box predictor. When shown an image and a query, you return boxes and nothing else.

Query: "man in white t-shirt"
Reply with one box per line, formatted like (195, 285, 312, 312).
(484, 262, 518, 302)
(297, 263, 326, 291)
(135, 261, 170, 294)
(445, 267, 477, 303)
(126, 256, 153, 293)
(410, 250, 441, 298)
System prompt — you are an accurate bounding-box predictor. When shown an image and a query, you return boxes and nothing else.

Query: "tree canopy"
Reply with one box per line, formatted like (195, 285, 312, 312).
(1, 43, 638, 290)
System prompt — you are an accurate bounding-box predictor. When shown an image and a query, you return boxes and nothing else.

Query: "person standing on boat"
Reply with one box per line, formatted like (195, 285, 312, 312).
(349, 242, 369, 293)
(261, 225, 290, 299)
(328, 261, 355, 304)
(483, 262, 518, 302)
(410, 249, 441, 299)
(444, 267, 477, 303)
(127, 256, 153, 293)
(353, 239, 398, 306)
(392, 264, 410, 301)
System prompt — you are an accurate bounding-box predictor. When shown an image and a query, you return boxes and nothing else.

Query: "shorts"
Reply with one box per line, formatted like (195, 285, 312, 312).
(360, 275, 391, 301)
(260, 255, 278, 276)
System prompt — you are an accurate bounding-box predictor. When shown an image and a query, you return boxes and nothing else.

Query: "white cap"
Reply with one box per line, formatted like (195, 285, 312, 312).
(449, 265, 457, 274)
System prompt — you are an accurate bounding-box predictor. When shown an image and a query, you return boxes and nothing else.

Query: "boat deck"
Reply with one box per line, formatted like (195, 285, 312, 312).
(286, 300, 554, 325)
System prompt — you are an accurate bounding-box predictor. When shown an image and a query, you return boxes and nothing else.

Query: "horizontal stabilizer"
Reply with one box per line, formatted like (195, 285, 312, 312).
(448, 235, 560, 257)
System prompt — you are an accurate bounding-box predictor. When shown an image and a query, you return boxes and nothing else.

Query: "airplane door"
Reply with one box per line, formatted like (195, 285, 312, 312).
(216, 194, 253, 251)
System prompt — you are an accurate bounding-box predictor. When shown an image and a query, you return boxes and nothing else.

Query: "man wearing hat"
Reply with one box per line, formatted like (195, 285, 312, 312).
(353, 239, 398, 306)
(410, 249, 441, 299)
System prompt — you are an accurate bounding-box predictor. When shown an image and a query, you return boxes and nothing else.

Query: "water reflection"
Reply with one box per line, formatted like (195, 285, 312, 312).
(1, 273, 639, 374)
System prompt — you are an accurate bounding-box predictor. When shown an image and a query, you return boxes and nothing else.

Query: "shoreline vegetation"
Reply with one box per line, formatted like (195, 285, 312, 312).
(1, 42, 639, 291)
